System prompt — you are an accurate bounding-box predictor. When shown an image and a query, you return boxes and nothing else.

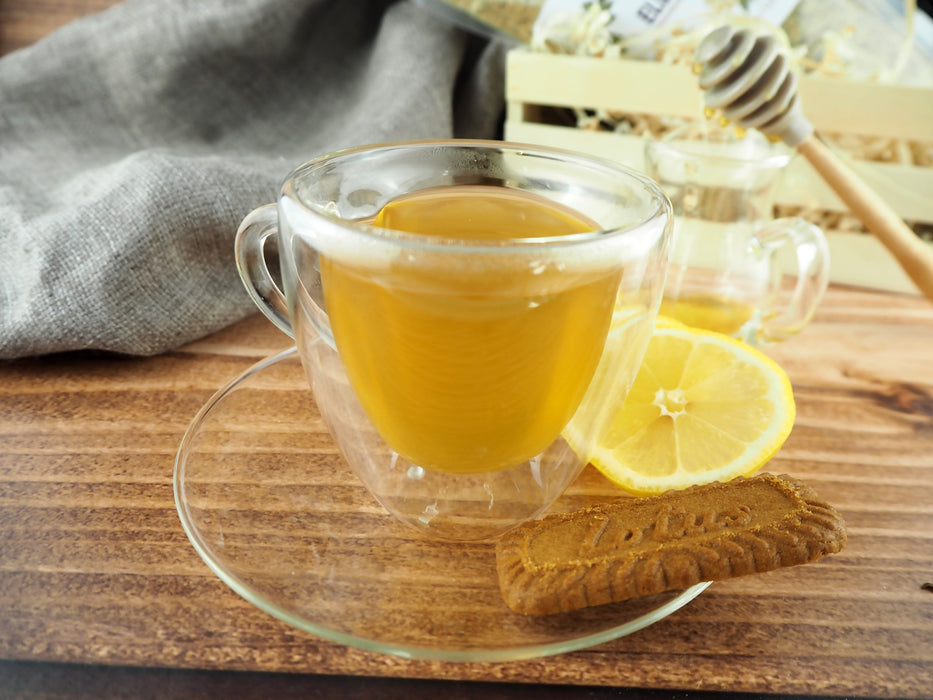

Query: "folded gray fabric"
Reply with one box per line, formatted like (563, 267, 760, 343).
(0, 0, 505, 358)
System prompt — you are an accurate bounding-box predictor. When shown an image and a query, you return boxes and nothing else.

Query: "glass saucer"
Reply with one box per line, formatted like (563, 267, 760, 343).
(174, 347, 709, 662)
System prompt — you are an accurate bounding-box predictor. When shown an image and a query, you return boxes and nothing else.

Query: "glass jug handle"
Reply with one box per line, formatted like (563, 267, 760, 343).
(751, 217, 831, 344)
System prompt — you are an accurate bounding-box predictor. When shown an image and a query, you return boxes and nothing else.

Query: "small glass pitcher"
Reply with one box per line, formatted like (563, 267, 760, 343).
(645, 124, 830, 344)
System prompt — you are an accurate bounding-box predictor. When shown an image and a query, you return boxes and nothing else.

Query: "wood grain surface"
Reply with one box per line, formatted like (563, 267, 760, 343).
(2, 287, 932, 698)
(2, 2, 933, 698)
(0, 0, 120, 54)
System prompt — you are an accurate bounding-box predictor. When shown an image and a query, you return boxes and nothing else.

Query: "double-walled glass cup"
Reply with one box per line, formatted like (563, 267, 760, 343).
(236, 140, 672, 541)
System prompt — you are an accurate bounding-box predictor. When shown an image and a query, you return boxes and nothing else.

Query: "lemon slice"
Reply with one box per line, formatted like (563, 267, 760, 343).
(587, 318, 795, 495)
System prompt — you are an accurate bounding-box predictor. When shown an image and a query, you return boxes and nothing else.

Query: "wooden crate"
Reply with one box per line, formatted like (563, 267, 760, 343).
(504, 50, 933, 295)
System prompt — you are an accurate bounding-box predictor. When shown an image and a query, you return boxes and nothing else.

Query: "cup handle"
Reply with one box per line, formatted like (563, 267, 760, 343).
(750, 217, 830, 343)
(235, 203, 294, 338)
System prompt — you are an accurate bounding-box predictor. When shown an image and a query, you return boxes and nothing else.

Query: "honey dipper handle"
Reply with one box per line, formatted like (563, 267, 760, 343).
(797, 135, 933, 301)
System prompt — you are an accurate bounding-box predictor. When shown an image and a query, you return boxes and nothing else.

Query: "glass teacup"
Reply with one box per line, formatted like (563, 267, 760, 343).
(645, 124, 830, 344)
(235, 140, 672, 541)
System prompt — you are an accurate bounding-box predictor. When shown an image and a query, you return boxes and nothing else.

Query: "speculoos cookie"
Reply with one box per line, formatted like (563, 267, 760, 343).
(496, 473, 847, 615)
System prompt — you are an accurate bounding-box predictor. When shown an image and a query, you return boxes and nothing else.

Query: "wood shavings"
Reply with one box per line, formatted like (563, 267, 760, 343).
(436, 0, 543, 43)
(819, 132, 933, 167)
(774, 205, 933, 242)
(568, 108, 687, 139)
(530, 1, 621, 58)
(775, 204, 868, 234)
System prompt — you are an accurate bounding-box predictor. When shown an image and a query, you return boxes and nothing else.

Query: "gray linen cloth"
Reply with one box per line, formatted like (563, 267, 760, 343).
(0, 0, 505, 358)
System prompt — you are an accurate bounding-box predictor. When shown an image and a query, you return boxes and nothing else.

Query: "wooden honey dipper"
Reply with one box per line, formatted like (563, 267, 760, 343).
(695, 25, 933, 301)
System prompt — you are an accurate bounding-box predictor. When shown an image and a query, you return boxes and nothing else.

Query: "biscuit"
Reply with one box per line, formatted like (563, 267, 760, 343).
(496, 473, 847, 615)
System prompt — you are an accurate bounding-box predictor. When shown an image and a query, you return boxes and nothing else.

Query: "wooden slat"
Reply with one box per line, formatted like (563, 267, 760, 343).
(506, 50, 933, 142)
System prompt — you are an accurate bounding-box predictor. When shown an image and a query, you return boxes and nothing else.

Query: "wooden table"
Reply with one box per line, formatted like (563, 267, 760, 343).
(3, 292, 932, 699)
(2, 3, 933, 698)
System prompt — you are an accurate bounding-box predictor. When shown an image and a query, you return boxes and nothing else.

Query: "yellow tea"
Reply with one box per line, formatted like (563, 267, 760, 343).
(660, 293, 757, 336)
(320, 185, 620, 474)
